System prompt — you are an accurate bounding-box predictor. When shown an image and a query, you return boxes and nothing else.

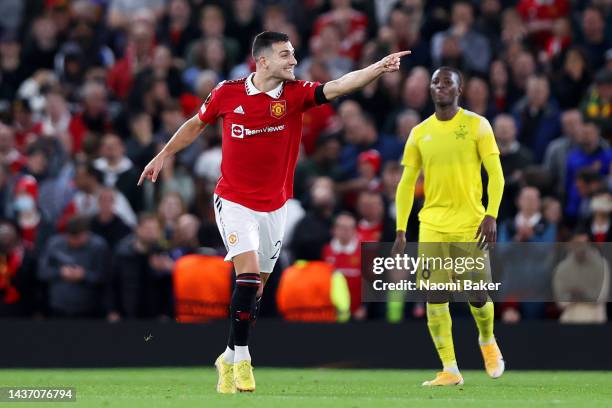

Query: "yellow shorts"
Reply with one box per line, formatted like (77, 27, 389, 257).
(416, 227, 491, 289)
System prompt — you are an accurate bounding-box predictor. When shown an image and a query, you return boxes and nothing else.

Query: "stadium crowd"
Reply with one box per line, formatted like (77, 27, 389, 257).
(0, 0, 610, 322)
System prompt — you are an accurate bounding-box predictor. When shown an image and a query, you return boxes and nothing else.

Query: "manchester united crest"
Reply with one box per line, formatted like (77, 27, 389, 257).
(270, 101, 286, 119)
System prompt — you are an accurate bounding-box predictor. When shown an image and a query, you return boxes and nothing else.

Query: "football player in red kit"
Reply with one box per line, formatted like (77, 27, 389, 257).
(138, 31, 409, 393)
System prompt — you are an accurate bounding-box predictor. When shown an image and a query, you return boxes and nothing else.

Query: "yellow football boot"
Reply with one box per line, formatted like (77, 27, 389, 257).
(422, 371, 464, 386)
(234, 360, 256, 392)
(214, 354, 236, 394)
(480, 340, 505, 378)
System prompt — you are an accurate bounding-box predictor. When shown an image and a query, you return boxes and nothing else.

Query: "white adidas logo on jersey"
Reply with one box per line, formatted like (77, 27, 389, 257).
(233, 105, 245, 114)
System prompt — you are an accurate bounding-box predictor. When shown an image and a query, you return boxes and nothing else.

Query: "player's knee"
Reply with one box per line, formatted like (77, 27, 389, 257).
(468, 291, 488, 307)
(233, 251, 260, 275)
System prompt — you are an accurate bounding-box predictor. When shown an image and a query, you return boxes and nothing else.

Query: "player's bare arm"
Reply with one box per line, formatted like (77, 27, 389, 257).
(322, 50, 411, 101)
(475, 154, 505, 249)
(137, 115, 205, 185)
(392, 165, 420, 257)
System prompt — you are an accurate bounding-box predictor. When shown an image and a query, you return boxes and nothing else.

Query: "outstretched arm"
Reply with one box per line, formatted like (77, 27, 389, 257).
(322, 51, 411, 101)
(138, 115, 205, 185)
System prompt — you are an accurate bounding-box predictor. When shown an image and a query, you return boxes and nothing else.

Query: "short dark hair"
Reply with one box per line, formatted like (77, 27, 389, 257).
(436, 66, 464, 87)
(252, 31, 289, 58)
(65, 215, 91, 235)
(76, 161, 104, 184)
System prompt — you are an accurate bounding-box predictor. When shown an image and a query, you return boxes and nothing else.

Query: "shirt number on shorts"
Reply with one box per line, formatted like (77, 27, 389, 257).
(270, 240, 281, 260)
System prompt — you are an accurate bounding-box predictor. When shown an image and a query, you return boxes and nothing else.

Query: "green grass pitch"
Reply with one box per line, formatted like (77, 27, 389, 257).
(1, 368, 611, 407)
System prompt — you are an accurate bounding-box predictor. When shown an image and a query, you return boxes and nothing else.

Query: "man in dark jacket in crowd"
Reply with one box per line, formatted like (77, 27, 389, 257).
(38, 215, 110, 317)
(107, 213, 173, 321)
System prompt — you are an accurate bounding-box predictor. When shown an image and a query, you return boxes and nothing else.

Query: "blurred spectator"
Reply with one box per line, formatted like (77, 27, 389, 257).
(356, 190, 394, 243)
(581, 68, 612, 141)
(489, 60, 511, 113)
(38, 215, 110, 317)
(578, 7, 610, 70)
(577, 192, 612, 243)
(11, 99, 40, 152)
(157, 0, 199, 59)
(565, 121, 612, 222)
(464, 76, 497, 120)
(544, 109, 584, 198)
(54, 25, 114, 101)
(184, 4, 240, 83)
(513, 74, 561, 162)
(553, 235, 609, 323)
(553, 47, 592, 110)
(169, 213, 200, 259)
(394, 109, 420, 143)
(0, 220, 39, 317)
(156, 154, 195, 210)
(12, 175, 41, 248)
(194, 126, 222, 194)
(157, 191, 186, 245)
(155, 100, 202, 170)
(108, 213, 173, 320)
(90, 187, 132, 251)
(541, 17, 572, 64)
(494, 114, 534, 220)
(0, 32, 26, 102)
(291, 177, 336, 261)
(0, 122, 26, 174)
(94, 133, 143, 213)
(508, 51, 536, 107)
(384, 4, 431, 70)
(294, 134, 342, 203)
(107, 15, 155, 99)
(299, 24, 353, 80)
(0, 0, 23, 35)
(339, 112, 402, 180)
(499, 186, 556, 243)
(226, 0, 262, 61)
(21, 16, 59, 78)
(131, 45, 183, 104)
(311, 0, 368, 62)
(398, 66, 433, 119)
(357, 149, 382, 192)
(107, 0, 165, 31)
(322, 212, 364, 319)
(37, 90, 74, 155)
(431, 1, 491, 74)
(498, 186, 556, 321)
(69, 81, 112, 155)
(59, 162, 136, 229)
(125, 112, 155, 171)
(516, 0, 569, 50)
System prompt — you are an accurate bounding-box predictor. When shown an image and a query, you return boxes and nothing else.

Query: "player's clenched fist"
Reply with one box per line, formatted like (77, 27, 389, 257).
(138, 154, 166, 185)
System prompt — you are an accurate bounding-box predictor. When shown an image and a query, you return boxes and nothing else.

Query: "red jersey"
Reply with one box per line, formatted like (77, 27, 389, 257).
(198, 73, 323, 211)
(322, 238, 361, 313)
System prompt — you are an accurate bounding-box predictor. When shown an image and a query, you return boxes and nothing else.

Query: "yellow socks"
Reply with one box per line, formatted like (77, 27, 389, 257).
(426, 302, 457, 371)
(469, 301, 494, 344)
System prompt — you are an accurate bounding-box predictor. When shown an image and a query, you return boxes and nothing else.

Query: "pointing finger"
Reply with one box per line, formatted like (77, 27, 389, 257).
(392, 50, 412, 58)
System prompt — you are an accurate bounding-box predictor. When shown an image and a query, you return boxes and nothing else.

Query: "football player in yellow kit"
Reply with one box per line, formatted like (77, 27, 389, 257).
(393, 67, 505, 386)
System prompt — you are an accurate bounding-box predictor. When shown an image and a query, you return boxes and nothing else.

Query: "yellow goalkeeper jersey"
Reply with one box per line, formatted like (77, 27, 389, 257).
(401, 108, 500, 233)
